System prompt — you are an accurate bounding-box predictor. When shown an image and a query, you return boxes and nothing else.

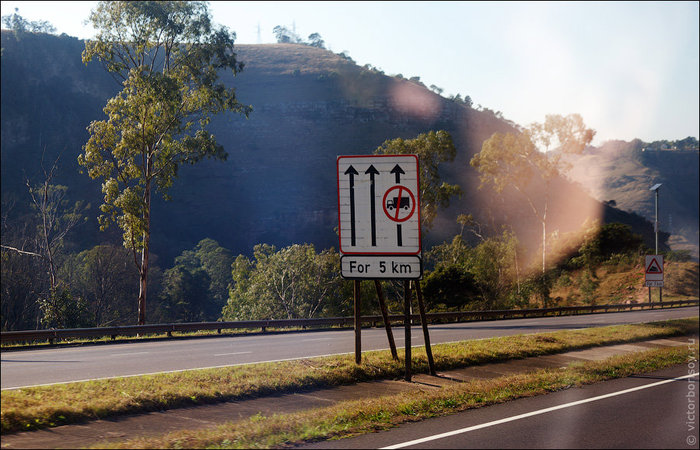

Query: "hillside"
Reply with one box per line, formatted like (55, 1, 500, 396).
(564, 139, 699, 258)
(0, 31, 678, 266)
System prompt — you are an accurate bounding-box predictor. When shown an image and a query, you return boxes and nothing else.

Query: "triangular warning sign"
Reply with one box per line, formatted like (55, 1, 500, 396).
(646, 257, 663, 274)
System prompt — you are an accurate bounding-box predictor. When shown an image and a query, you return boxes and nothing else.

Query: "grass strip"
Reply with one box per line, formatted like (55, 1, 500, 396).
(1, 317, 697, 434)
(92, 343, 699, 449)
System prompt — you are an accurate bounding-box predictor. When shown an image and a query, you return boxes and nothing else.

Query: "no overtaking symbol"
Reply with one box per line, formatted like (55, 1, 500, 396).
(383, 186, 416, 222)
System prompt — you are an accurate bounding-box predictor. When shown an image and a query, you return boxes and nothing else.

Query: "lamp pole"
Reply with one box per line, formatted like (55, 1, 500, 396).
(650, 184, 662, 304)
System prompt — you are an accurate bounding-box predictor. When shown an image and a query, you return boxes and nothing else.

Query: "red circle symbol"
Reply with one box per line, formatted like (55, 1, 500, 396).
(382, 186, 416, 222)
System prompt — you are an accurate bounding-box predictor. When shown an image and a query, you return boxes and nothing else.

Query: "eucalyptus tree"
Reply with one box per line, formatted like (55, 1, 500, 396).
(374, 130, 462, 231)
(470, 114, 594, 306)
(79, 1, 251, 324)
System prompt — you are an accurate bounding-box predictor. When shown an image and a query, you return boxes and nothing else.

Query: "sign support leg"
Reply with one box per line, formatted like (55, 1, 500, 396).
(374, 280, 398, 361)
(414, 281, 436, 376)
(404, 280, 411, 382)
(354, 280, 361, 365)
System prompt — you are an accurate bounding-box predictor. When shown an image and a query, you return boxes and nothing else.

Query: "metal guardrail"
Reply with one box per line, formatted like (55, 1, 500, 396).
(1, 299, 698, 345)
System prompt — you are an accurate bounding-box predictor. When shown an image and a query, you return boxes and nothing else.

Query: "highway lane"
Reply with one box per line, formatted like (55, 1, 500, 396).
(1, 306, 697, 390)
(304, 364, 699, 449)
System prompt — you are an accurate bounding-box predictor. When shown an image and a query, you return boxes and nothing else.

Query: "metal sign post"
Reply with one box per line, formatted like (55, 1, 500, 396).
(337, 154, 433, 379)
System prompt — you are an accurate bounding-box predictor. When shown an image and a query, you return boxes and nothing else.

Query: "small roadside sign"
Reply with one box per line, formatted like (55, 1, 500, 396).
(645, 255, 664, 287)
(337, 154, 421, 279)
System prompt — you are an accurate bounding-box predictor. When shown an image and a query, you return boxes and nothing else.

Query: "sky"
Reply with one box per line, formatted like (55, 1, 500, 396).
(1, 1, 698, 145)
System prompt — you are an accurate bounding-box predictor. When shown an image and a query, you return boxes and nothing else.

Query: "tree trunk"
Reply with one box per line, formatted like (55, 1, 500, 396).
(137, 180, 152, 325)
(541, 186, 548, 309)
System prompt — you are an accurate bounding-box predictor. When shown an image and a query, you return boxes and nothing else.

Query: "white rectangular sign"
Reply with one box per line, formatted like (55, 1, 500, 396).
(337, 155, 421, 256)
(340, 256, 422, 279)
(644, 255, 664, 282)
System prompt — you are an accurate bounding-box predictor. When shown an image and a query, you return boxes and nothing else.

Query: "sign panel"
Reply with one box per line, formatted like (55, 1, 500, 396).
(340, 255, 422, 279)
(337, 154, 422, 279)
(644, 255, 664, 287)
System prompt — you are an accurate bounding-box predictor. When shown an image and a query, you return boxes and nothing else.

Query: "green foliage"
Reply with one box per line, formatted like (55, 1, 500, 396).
(80, 0, 252, 237)
(1, 8, 56, 34)
(60, 244, 139, 326)
(1, 249, 42, 331)
(577, 222, 644, 268)
(159, 239, 234, 321)
(273, 25, 302, 44)
(38, 286, 91, 329)
(423, 230, 523, 310)
(578, 269, 599, 305)
(643, 137, 699, 152)
(421, 265, 478, 311)
(470, 114, 596, 308)
(223, 244, 351, 320)
(467, 231, 521, 310)
(159, 266, 211, 322)
(663, 249, 692, 262)
(79, 1, 251, 323)
(307, 33, 325, 49)
(375, 130, 462, 230)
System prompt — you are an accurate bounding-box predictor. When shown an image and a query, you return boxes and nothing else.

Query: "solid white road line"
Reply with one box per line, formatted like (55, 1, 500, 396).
(213, 351, 253, 356)
(381, 372, 699, 449)
(111, 351, 150, 356)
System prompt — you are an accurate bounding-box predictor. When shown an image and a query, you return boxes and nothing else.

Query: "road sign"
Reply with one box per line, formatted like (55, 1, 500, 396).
(340, 255, 422, 279)
(645, 255, 664, 287)
(337, 154, 421, 279)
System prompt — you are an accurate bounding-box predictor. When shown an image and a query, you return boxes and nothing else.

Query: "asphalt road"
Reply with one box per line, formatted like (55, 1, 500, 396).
(303, 364, 699, 449)
(1, 306, 697, 390)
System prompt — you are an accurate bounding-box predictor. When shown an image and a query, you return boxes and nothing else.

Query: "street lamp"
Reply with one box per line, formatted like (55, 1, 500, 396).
(650, 183, 662, 254)
(649, 183, 662, 304)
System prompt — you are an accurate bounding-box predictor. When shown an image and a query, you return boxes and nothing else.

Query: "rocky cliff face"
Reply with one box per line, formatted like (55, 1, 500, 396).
(1, 32, 670, 265)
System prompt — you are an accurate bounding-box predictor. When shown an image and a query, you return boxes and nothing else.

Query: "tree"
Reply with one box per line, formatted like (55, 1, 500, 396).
(307, 32, 325, 49)
(429, 84, 444, 95)
(470, 114, 594, 306)
(79, 1, 251, 324)
(165, 238, 234, 320)
(222, 244, 350, 320)
(1, 8, 56, 34)
(159, 265, 211, 322)
(62, 244, 140, 326)
(273, 25, 301, 44)
(1, 155, 88, 329)
(374, 130, 462, 230)
(577, 222, 644, 268)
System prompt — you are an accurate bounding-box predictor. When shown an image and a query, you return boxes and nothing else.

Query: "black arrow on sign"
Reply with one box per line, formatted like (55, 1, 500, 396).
(390, 164, 405, 183)
(345, 165, 359, 246)
(365, 165, 379, 246)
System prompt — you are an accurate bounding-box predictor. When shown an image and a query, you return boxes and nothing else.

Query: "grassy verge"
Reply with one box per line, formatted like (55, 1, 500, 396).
(1, 317, 697, 434)
(93, 343, 699, 449)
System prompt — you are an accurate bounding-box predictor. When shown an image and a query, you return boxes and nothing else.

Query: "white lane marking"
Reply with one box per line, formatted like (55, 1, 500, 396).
(381, 372, 699, 449)
(214, 351, 253, 356)
(111, 352, 150, 357)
